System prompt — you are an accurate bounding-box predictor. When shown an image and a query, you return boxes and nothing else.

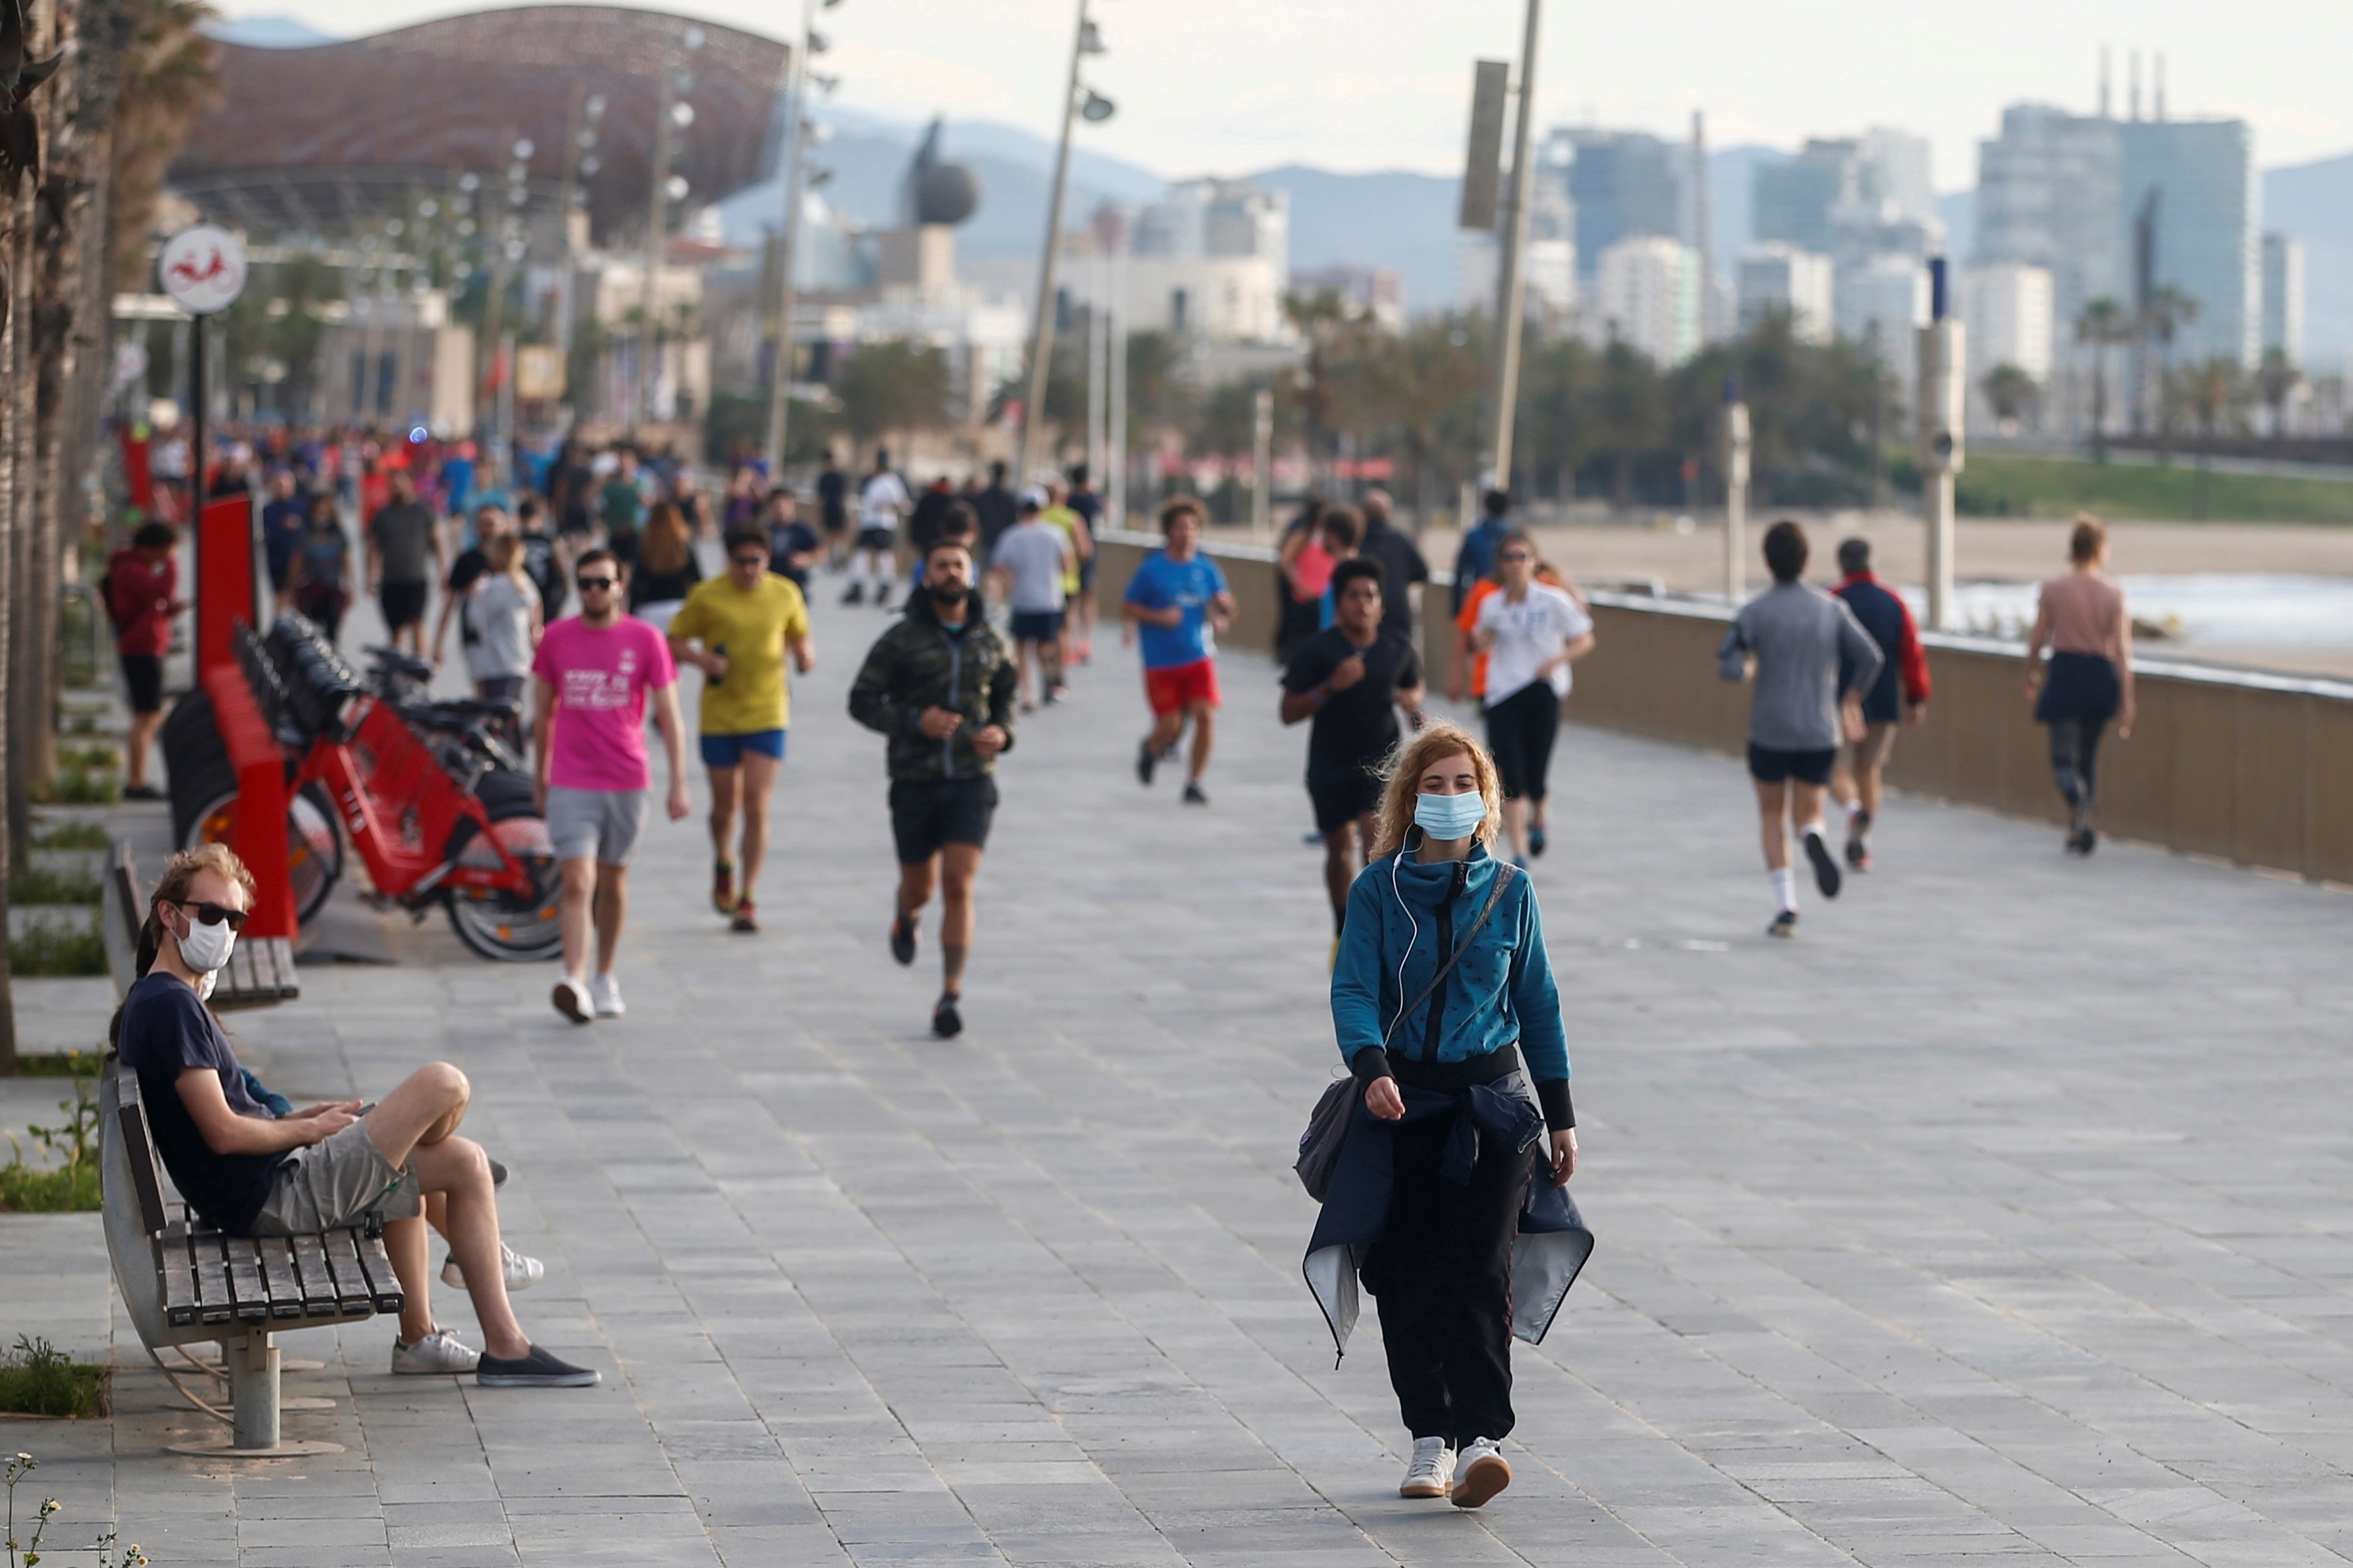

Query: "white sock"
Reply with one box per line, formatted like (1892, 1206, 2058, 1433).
(1771, 867, 1797, 913)
(1844, 799, 1864, 826)
(1800, 819, 1827, 845)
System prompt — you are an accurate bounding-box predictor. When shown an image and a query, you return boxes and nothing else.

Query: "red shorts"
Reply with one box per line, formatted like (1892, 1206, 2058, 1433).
(1144, 659, 1221, 717)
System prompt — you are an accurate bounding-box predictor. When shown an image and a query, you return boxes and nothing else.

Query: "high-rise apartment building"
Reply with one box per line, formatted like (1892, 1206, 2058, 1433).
(1976, 98, 2257, 368)
(1962, 262, 2056, 380)
(1837, 255, 1929, 392)
(1456, 169, 1576, 322)
(1132, 179, 1288, 265)
(1737, 244, 1835, 343)
(1590, 236, 1700, 367)
(1753, 140, 1859, 257)
(1549, 128, 1682, 285)
(2120, 119, 2258, 367)
(1862, 126, 1937, 225)
(2262, 232, 2304, 360)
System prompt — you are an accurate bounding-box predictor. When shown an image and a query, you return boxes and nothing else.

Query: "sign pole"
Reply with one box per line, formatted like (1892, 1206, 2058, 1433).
(189, 313, 208, 522)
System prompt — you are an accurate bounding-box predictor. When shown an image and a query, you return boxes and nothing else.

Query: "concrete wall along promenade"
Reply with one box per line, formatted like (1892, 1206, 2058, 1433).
(1093, 529, 2353, 885)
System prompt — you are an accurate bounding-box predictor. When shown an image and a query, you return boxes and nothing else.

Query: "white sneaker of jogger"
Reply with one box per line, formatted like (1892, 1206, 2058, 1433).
(1399, 1436, 1455, 1499)
(1451, 1436, 1512, 1509)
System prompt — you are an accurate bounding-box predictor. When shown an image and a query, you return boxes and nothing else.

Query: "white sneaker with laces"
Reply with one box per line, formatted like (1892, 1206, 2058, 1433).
(1399, 1436, 1454, 1498)
(590, 973, 625, 1018)
(441, 1242, 545, 1293)
(1452, 1436, 1512, 1509)
(391, 1328, 482, 1376)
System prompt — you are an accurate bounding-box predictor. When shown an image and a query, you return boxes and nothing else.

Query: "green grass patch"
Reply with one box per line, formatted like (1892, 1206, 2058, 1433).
(1960, 452, 2353, 524)
(0, 1336, 107, 1418)
(54, 743, 121, 772)
(12, 1050, 104, 1079)
(0, 1078, 103, 1213)
(29, 769, 120, 806)
(9, 865, 101, 907)
(32, 821, 110, 850)
(6, 923, 106, 977)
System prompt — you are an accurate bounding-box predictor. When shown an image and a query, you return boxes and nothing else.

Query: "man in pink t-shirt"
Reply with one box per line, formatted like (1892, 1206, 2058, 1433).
(531, 547, 690, 1023)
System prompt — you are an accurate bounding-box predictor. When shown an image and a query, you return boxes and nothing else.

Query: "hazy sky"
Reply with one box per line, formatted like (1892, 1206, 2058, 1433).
(217, 0, 2353, 184)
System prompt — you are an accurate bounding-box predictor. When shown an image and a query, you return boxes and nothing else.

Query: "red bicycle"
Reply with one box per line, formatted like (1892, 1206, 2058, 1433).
(169, 616, 561, 961)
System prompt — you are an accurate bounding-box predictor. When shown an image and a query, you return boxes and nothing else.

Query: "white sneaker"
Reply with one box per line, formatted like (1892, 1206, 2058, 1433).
(391, 1328, 481, 1376)
(551, 975, 590, 1025)
(590, 973, 624, 1018)
(441, 1242, 545, 1293)
(1399, 1436, 1454, 1499)
(1452, 1436, 1512, 1509)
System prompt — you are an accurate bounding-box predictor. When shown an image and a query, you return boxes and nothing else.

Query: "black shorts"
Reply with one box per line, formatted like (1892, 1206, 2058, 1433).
(1308, 770, 1383, 836)
(378, 580, 428, 632)
(1746, 743, 1836, 786)
(890, 776, 998, 865)
(119, 653, 164, 715)
(821, 506, 848, 536)
(858, 526, 897, 554)
(1009, 609, 1065, 644)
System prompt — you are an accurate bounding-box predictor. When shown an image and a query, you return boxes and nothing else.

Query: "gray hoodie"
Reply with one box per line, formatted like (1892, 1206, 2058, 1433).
(1717, 581, 1885, 751)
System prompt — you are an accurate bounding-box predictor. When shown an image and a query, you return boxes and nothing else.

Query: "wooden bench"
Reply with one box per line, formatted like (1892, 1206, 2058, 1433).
(100, 842, 398, 1456)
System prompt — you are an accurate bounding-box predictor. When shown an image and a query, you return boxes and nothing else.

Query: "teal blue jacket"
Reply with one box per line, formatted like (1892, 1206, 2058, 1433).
(1330, 841, 1570, 1120)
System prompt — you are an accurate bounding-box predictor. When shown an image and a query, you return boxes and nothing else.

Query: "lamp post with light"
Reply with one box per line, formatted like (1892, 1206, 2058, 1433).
(761, 0, 844, 476)
(1015, 0, 1112, 487)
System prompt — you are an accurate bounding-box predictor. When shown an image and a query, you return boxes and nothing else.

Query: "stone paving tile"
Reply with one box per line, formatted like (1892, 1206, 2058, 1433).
(14, 587, 2353, 1564)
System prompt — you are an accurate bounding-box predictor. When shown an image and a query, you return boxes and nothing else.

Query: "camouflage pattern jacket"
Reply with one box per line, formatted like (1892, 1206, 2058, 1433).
(847, 591, 1020, 782)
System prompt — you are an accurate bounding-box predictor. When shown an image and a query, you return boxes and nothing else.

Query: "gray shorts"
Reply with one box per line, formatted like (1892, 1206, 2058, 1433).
(545, 785, 650, 865)
(248, 1120, 422, 1236)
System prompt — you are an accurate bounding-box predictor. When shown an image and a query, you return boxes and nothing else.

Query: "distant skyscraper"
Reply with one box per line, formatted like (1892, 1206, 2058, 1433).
(1456, 172, 1575, 322)
(1837, 255, 1929, 392)
(1133, 179, 1288, 266)
(1737, 244, 1835, 343)
(2262, 232, 2304, 360)
(1962, 263, 2057, 380)
(1590, 236, 1700, 366)
(1551, 128, 1683, 285)
(1862, 126, 1936, 225)
(1975, 105, 2125, 352)
(2119, 119, 2258, 367)
(1752, 140, 1859, 256)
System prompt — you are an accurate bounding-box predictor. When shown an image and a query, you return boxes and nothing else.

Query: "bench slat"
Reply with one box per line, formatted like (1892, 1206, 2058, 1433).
(352, 1230, 406, 1316)
(319, 1230, 374, 1314)
(223, 1237, 271, 1322)
(158, 1222, 200, 1328)
(187, 1224, 236, 1325)
(256, 1236, 306, 1319)
(289, 1233, 343, 1317)
(112, 1064, 171, 1238)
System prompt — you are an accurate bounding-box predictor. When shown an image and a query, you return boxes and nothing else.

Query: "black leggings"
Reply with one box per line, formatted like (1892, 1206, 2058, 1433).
(2047, 716, 2108, 813)
(1483, 682, 1561, 802)
(1364, 1112, 1535, 1446)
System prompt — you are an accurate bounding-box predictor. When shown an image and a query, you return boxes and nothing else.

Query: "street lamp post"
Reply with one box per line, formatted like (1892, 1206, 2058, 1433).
(762, 0, 839, 477)
(1015, 0, 1109, 487)
(1724, 377, 1750, 603)
(638, 25, 702, 433)
(1918, 256, 1966, 631)
(1485, 0, 1542, 491)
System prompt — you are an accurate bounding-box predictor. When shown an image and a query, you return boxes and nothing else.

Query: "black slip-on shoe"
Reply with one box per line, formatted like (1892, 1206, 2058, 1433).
(1802, 828, 1842, 900)
(932, 993, 964, 1039)
(476, 1345, 599, 1388)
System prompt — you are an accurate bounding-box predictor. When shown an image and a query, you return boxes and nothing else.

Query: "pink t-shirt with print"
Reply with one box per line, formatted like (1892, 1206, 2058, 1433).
(531, 616, 677, 791)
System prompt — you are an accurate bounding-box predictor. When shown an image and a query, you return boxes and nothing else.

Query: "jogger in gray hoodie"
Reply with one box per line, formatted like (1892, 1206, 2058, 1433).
(1717, 520, 1883, 937)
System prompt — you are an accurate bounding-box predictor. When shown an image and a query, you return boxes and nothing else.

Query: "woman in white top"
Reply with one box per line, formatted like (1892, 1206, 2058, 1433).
(1468, 533, 1599, 865)
(1472, 529, 1596, 866)
(464, 533, 543, 715)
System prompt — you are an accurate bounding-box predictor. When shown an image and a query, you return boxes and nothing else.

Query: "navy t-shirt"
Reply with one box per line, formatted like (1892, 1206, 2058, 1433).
(117, 973, 284, 1234)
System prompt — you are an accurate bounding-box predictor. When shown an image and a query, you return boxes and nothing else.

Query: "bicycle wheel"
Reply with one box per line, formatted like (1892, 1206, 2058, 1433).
(182, 779, 343, 928)
(442, 776, 561, 962)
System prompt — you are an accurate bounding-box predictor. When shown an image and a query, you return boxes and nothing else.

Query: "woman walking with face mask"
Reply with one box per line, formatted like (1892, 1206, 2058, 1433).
(1307, 721, 1588, 1511)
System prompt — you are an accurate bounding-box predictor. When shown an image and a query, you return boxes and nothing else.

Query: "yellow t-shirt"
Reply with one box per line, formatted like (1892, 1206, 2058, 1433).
(1041, 506, 1084, 594)
(667, 573, 810, 735)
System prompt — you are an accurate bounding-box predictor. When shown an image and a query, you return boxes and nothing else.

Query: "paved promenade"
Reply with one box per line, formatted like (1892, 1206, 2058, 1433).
(9, 587, 2353, 1567)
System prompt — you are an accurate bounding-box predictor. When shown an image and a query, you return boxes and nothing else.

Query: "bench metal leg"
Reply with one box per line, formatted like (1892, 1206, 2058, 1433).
(165, 1330, 345, 1458)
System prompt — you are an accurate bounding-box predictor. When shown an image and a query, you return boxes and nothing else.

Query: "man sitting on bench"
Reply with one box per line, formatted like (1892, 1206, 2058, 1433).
(111, 844, 597, 1388)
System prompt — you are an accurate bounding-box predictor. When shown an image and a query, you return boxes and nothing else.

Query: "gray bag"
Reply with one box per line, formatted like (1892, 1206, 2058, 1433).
(1294, 863, 1517, 1201)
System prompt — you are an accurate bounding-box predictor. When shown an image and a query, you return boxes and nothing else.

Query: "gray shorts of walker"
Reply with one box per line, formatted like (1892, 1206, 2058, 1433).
(544, 785, 650, 865)
(247, 1120, 424, 1235)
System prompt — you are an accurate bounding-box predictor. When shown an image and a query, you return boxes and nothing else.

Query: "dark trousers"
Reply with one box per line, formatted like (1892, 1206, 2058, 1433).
(2048, 716, 2107, 813)
(1367, 1112, 1534, 1446)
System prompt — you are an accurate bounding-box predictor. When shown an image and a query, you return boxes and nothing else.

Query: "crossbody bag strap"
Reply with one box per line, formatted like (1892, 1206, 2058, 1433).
(1377, 861, 1518, 1054)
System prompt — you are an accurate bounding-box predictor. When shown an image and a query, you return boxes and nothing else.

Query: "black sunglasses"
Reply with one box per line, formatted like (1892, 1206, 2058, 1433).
(576, 574, 617, 590)
(730, 552, 770, 568)
(175, 898, 250, 932)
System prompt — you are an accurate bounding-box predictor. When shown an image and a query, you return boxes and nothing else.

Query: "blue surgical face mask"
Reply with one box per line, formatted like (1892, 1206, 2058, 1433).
(1414, 790, 1485, 841)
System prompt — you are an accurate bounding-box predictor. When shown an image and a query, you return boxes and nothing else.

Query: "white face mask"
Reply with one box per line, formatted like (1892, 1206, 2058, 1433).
(177, 909, 238, 975)
(196, 969, 217, 1003)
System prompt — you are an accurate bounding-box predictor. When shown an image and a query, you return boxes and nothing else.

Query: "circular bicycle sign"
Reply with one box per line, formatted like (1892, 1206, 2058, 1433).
(159, 225, 248, 315)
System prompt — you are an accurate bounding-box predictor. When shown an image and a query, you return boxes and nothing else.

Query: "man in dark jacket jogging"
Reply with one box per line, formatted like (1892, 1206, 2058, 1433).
(848, 537, 1019, 1037)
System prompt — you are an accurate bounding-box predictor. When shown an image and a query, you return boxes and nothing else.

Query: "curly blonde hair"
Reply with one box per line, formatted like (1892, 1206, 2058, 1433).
(1370, 720, 1502, 859)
